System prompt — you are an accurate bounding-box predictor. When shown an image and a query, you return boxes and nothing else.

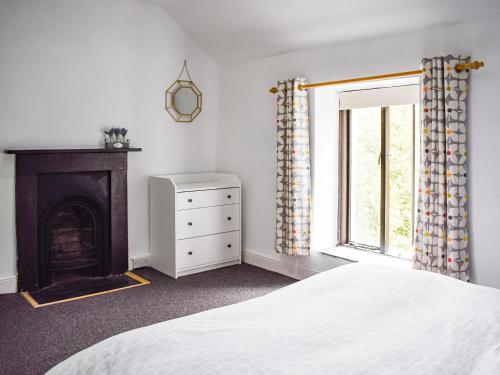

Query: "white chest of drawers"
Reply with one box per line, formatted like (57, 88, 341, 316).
(149, 173, 241, 278)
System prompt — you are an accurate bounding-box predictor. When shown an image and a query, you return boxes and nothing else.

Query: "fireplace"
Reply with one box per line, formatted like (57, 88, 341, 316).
(6, 148, 141, 291)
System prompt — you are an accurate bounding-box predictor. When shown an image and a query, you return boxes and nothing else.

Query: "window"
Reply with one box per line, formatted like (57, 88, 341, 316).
(338, 85, 419, 259)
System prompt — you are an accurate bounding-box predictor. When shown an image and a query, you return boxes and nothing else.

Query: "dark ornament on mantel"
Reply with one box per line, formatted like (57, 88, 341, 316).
(104, 127, 130, 150)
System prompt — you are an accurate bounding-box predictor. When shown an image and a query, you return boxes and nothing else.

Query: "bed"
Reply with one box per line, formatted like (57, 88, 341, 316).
(47, 262, 500, 374)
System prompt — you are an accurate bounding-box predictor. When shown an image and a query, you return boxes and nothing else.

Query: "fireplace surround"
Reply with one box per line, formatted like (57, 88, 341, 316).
(5, 148, 141, 291)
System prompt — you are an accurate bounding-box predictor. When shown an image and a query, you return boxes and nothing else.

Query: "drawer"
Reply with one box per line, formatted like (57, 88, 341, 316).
(177, 231, 240, 270)
(176, 188, 239, 210)
(176, 204, 240, 239)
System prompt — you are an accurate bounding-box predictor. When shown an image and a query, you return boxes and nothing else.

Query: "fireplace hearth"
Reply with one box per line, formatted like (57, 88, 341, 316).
(5, 147, 141, 291)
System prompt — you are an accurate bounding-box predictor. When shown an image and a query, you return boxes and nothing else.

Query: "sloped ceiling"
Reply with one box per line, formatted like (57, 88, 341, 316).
(138, 0, 500, 64)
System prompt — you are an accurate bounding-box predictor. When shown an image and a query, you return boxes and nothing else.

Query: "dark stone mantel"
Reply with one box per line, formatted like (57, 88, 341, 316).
(5, 147, 142, 155)
(10, 147, 140, 291)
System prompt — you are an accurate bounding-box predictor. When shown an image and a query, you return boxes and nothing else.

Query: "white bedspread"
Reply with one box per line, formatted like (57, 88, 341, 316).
(47, 263, 500, 374)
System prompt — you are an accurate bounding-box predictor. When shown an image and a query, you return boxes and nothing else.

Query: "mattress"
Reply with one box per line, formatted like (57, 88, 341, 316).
(47, 262, 500, 374)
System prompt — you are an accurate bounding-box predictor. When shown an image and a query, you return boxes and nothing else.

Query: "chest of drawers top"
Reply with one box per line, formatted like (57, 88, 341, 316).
(152, 172, 240, 192)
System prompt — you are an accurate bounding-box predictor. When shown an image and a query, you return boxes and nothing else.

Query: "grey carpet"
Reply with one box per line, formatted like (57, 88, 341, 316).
(0, 264, 296, 375)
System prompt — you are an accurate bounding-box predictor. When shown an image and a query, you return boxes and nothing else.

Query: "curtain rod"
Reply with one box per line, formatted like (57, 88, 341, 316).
(268, 60, 485, 94)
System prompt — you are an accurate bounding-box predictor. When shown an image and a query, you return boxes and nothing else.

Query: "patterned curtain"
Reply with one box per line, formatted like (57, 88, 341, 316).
(413, 55, 471, 281)
(275, 78, 311, 256)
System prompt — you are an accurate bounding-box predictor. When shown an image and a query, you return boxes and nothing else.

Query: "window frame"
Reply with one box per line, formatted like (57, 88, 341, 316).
(338, 105, 417, 257)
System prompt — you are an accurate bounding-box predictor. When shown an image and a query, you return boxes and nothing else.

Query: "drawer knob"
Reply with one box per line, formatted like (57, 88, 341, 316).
(188, 251, 193, 255)
(187, 198, 193, 202)
(227, 217, 232, 221)
(227, 244, 232, 248)
(188, 222, 193, 226)
(227, 195, 232, 199)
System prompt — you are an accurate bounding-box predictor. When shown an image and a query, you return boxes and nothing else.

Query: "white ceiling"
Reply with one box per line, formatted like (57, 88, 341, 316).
(138, 0, 500, 64)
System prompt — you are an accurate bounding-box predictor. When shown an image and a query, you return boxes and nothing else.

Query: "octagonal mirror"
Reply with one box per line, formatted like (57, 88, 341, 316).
(165, 79, 202, 123)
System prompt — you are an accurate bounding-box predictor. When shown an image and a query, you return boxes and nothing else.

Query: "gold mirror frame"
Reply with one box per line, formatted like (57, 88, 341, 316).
(165, 61, 202, 123)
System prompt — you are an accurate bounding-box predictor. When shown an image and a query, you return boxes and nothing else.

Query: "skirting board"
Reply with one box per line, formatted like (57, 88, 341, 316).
(0, 276, 16, 294)
(242, 250, 318, 280)
(129, 254, 151, 270)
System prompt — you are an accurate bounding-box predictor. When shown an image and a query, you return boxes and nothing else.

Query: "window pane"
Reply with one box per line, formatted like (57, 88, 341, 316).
(387, 105, 417, 258)
(349, 108, 381, 248)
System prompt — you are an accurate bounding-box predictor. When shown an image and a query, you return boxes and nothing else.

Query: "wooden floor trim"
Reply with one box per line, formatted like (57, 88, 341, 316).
(124, 271, 150, 285)
(20, 272, 150, 308)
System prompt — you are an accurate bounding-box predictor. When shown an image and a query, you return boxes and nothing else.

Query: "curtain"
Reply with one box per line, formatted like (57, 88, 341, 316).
(413, 55, 471, 281)
(275, 78, 311, 256)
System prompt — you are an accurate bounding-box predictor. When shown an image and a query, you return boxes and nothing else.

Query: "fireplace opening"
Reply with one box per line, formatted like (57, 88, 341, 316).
(39, 195, 110, 288)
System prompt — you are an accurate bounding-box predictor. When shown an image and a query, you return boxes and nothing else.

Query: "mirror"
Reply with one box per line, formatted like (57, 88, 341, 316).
(174, 87, 198, 115)
(165, 61, 202, 123)
(165, 80, 202, 123)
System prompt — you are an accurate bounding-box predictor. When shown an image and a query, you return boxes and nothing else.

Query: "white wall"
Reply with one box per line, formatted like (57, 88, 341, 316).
(2, 2, 499, 291)
(217, 16, 500, 288)
(0, 0, 219, 291)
